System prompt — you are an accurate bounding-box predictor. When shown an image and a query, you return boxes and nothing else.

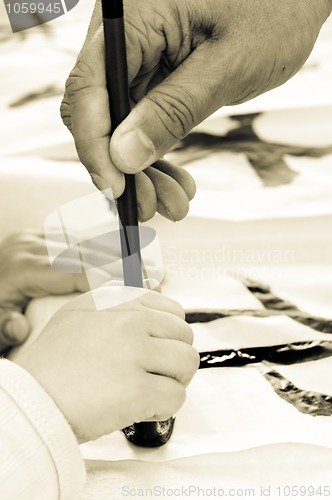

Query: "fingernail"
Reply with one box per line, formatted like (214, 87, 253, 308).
(116, 129, 155, 172)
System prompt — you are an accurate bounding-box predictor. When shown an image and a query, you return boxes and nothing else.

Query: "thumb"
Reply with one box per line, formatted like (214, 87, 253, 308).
(109, 41, 223, 174)
(0, 310, 30, 351)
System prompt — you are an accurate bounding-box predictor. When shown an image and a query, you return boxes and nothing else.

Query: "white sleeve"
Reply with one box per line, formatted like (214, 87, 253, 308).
(0, 358, 86, 500)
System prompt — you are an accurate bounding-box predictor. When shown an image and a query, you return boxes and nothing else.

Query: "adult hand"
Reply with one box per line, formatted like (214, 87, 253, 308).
(0, 231, 94, 352)
(16, 286, 199, 443)
(61, 0, 331, 221)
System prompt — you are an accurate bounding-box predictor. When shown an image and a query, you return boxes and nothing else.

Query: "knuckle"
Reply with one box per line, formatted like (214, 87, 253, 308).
(190, 347, 201, 372)
(65, 60, 89, 93)
(147, 87, 197, 140)
(62, 58, 98, 105)
(60, 99, 72, 130)
(183, 344, 200, 375)
(134, 376, 164, 421)
(139, 395, 157, 422)
(89, 171, 109, 191)
(165, 298, 185, 320)
(183, 321, 194, 344)
(168, 385, 186, 414)
(153, 382, 186, 417)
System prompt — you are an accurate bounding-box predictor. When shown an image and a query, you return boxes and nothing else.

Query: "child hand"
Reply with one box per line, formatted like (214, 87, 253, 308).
(16, 285, 199, 442)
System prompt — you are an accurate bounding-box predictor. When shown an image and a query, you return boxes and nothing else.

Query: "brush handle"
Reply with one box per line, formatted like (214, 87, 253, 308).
(103, 4, 142, 287)
(101, 0, 175, 447)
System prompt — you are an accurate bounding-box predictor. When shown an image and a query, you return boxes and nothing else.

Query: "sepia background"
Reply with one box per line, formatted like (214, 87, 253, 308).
(1, 2, 332, 498)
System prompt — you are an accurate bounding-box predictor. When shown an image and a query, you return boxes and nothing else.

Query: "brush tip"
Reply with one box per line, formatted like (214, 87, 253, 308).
(122, 418, 176, 447)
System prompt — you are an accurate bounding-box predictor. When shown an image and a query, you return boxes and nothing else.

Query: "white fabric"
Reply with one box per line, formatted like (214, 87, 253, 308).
(0, 359, 85, 499)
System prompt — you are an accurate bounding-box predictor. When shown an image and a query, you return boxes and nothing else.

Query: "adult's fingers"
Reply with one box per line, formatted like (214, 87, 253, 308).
(144, 165, 190, 221)
(135, 171, 157, 222)
(136, 160, 196, 222)
(153, 159, 196, 201)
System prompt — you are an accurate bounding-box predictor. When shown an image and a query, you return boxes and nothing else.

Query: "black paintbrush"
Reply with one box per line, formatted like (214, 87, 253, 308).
(101, 0, 175, 447)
